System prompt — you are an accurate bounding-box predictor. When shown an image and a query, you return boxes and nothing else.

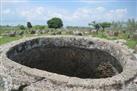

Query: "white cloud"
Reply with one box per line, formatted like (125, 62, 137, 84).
(20, 7, 71, 21)
(2, 8, 16, 16)
(105, 9, 127, 21)
(69, 7, 127, 22)
(2, 9, 11, 14)
(20, 7, 46, 21)
(96, 7, 106, 12)
(19, 6, 128, 24)
(1, 0, 134, 26)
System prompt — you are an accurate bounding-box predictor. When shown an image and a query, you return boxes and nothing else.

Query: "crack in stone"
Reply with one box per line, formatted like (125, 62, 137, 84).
(11, 77, 45, 91)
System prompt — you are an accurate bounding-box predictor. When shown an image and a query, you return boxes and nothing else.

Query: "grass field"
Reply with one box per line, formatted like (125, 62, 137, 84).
(0, 30, 136, 49)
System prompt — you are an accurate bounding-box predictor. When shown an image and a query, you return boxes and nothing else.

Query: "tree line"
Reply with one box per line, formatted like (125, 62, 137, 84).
(1, 17, 136, 33)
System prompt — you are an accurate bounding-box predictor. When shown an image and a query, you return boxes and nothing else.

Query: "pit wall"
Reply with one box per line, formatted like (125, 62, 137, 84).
(7, 37, 127, 69)
(7, 45, 123, 79)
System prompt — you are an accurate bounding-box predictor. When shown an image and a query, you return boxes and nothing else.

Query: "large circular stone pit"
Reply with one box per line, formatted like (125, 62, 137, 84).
(0, 36, 137, 91)
(7, 45, 122, 79)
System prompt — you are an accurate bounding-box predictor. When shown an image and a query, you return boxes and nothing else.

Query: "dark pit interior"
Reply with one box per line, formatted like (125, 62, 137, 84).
(7, 45, 123, 79)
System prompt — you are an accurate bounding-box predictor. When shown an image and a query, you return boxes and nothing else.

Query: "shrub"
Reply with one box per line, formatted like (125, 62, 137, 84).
(47, 17, 63, 29)
(27, 22, 32, 29)
(19, 25, 25, 30)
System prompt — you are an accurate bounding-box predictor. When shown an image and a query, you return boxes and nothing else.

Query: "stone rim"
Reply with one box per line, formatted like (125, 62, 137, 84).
(1, 35, 137, 89)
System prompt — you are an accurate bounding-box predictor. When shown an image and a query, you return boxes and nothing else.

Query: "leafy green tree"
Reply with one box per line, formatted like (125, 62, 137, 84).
(110, 19, 137, 33)
(19, 25, 25, 30)
(47, 17, 63, 29)
(127, 19, 137, 32)
(99, 22, 111, 31)
(89, 21, 100, 33)
(27, 22, 32, 29)
(111, 21, 123, 31)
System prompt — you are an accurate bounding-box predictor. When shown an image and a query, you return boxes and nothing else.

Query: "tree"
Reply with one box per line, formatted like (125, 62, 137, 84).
(27, 22, 32, 29)
(111, 21, 123, 31)
(99, 22, 111, 31)
(89, 21, 100, 33)
(127, 19, 137, 32)
(19, 25, 25, 30)
(47, 17, 63, 29)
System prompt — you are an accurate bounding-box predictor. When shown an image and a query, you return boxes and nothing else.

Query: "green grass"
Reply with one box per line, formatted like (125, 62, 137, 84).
(126, 39, 137, 48)
(91, 31, 137, 49)
(0, 30, 137, 49)
(0, 36, 22, 45)
(0, 34, 47, 45)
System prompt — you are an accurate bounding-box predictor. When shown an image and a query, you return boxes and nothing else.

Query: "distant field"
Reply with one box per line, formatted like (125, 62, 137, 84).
(0, 29, 137, 49)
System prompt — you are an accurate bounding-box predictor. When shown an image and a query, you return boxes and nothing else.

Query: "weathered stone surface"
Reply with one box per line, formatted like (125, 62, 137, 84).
(134, 45, 137, 53)
(114, 32, 119, 36)
(107, 31, 114, 36)
(114, 39, 127, 46)
(0, 35, 137, 91)
(132, 33, 137, 40)
(73, 31, 83, 36)
(8, 32, 17, 37)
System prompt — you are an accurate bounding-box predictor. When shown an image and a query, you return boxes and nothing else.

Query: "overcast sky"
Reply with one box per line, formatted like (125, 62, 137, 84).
(0, 0, 137, 26)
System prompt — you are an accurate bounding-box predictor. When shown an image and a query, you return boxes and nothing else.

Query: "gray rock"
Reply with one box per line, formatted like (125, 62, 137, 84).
(134, 45, 137, 53)
(8, 32, 16, 37)
(114, 39, 127, 46)
(132, 33, 137, 40)
(30, 30, 36, 34)
(73, 31, 83, 36)
(0, 36, 137, 91)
